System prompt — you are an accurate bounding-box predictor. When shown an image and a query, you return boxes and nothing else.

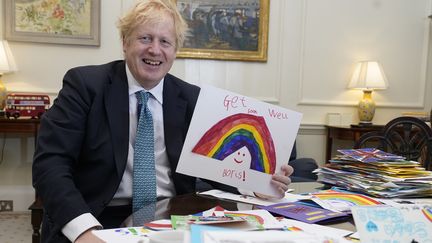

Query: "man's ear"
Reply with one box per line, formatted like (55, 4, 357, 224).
(122, 37, 128, 53)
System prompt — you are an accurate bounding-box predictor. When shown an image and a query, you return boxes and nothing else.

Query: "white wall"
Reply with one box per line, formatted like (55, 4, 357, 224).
(0, 0, 431, 210)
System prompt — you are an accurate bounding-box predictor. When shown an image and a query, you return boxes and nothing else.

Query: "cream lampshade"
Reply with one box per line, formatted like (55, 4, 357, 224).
(348, 61, 388, 125)
(0, 40, 18, 112)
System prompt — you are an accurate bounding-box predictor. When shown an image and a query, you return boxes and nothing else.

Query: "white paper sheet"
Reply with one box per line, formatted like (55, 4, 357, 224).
(177, 85, 302, 197)
(202, 230, 352, 243)
(199, 189, 310, 206)
(278, 218, 353, 239)
(92, 227, 150, 243)
(352, 204, 432, 242)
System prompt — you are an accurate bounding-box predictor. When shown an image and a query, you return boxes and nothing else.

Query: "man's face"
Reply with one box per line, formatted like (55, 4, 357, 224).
(123, 13, 177, 89)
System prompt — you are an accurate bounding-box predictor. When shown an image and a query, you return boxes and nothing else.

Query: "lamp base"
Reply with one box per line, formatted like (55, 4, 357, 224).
(357, 90, 376, 125)
(352, 121, 374, 127)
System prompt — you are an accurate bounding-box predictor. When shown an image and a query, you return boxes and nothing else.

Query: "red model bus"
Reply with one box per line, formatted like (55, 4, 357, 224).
(5, 93, 50, 119)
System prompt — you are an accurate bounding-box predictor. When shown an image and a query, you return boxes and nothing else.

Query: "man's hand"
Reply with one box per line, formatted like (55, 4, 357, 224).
(255, 164, 294, 199)
(75, 228, 105, 243)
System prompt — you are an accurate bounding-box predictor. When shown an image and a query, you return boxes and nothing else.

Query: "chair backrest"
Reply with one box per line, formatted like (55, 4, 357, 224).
(354, 116, 432, 170)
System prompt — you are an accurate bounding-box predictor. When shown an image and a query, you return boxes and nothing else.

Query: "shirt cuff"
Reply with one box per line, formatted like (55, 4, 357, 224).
(238, 188, 255, 197)
(61, 213, 102, 242)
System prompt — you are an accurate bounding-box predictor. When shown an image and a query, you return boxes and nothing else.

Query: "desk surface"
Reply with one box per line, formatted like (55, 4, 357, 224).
(123, 182, 356, 232)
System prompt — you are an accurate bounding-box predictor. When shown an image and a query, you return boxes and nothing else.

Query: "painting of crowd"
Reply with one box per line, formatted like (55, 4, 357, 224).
(178, 1, 261, 51)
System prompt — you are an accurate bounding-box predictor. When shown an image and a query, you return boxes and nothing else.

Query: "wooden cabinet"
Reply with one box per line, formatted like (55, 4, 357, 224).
(0, 118, 40, 139)
(325, 125, 384, 161)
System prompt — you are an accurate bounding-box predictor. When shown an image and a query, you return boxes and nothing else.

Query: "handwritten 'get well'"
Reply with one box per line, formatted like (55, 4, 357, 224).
(223, 95, 288, 120)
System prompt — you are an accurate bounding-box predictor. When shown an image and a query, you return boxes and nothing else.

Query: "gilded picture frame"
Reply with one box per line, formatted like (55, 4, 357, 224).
(4, 0, 100, 46)
(175, 0, 269, 62)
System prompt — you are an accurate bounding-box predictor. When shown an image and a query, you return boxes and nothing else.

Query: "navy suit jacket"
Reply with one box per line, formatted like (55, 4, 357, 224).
(33, 60, 235, 242)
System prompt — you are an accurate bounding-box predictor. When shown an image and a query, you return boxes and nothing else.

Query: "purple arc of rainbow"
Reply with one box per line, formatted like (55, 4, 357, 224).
(192, 113, 276, 174)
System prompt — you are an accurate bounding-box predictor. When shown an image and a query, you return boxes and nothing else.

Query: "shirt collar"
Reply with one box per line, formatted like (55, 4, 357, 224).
(126, 63, 164, 104)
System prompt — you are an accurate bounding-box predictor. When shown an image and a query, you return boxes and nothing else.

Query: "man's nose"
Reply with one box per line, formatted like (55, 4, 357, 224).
(148, 41, 162, 55)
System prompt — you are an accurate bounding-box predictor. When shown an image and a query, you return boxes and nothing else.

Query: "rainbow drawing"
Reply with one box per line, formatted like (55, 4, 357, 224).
(285, 226, 303, 232)
(224, 212, 265, 225)
(422, 208, 432, 223)
(312, 193, 382, 206)
(192, 113, 276, 174)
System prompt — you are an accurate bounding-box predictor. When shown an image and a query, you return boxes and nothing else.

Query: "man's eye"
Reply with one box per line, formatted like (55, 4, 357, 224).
(139, 36, 152, 44)
(161, 39, 173, 48)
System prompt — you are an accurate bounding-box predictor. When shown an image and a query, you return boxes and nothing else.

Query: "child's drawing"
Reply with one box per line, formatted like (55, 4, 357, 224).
(192, 113, 276, 174)
(177, 85, 302, 197)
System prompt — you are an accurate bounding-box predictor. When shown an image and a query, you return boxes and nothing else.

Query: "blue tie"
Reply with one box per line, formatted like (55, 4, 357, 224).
(132, 91, 156, 212)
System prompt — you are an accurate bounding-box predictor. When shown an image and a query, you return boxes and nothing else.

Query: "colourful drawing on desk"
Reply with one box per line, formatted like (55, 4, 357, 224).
(259, 202, 349, 224)
(92, 227, 151, 242)
(423, 207, 432, 222)
(177, 85, 302, 197)
(171, 214, 261, 231)
(311, 192, 382, 212)
(224, 212, 265, 225)
(285, 226, 303, 232)
(352, 205, 432, 243)
(337, 148, 405, 162)
(192, 113, 276, 174)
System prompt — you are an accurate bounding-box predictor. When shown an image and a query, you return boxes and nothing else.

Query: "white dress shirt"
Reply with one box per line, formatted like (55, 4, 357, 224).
(114, 64, 176, 201)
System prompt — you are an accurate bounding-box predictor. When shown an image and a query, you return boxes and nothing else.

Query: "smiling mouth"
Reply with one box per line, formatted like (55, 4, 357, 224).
(234, 158, 243, 164)
(143, 59, 162, 66)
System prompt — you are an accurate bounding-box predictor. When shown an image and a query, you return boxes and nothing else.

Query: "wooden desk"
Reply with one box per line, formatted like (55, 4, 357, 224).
(124, 182, 355, 232)
(325, 125, 384, 162)
(0, 118, 42, 243)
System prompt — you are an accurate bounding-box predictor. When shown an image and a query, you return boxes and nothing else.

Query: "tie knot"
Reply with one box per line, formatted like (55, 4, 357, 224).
(136, 91, 150, 105)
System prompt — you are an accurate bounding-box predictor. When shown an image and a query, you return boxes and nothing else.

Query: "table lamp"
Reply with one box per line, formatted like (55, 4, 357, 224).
(0, 40, 18, 115)
(348, 61, 388, 125)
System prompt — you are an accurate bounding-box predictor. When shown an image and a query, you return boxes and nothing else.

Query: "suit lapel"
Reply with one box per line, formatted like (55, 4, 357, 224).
(163, 75, 188, 168)
(104, 62, 130, 177)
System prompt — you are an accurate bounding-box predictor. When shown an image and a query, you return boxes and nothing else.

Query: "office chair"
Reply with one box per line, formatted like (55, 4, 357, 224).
(354, 116, 432, 170)
(29, 196, 42, 243)
(287, 142, 318, 182)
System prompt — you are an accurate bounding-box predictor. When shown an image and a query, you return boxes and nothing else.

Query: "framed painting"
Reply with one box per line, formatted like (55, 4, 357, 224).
(4, 0, 100, 46)
(175, 0, 269, 62)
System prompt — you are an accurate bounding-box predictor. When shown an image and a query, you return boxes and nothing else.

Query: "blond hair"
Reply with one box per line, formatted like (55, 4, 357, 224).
(117, 0, 187, 50)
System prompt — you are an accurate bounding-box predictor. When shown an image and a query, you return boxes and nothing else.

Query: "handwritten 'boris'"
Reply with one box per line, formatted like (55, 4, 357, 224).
(222, 169, 246, 181)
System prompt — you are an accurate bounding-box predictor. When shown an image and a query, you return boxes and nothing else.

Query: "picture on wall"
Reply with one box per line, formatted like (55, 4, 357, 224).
(175, 0, 269, 62)
(4, 0, 100, 46)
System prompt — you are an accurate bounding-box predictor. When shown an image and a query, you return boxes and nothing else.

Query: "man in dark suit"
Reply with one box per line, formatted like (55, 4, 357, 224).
(33, 1, 293, 242)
